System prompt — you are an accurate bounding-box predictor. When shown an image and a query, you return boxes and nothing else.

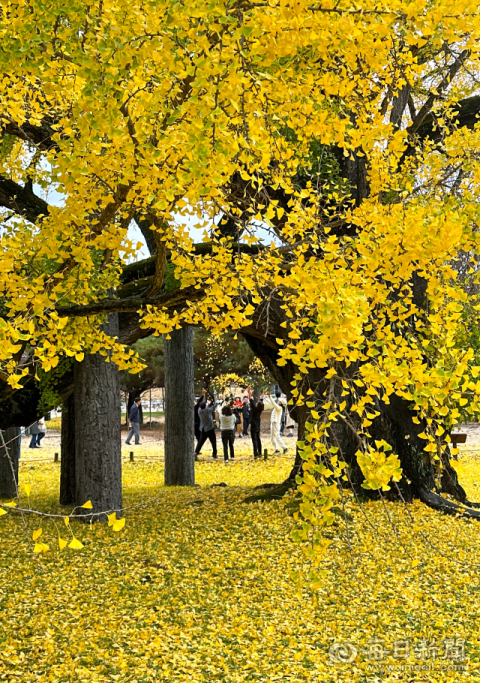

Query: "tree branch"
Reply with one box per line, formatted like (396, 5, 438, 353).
(408, 49, 471, 135)
(0, 175, 50, 223)
(56, 285, 201, 317)
(2, 117, 57, 151)
(400, 95, 480, 163)
(134, 214, 158, 255)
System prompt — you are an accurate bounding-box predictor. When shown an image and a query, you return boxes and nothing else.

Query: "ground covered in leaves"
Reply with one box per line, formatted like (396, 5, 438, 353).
(1, 441, 480, 682)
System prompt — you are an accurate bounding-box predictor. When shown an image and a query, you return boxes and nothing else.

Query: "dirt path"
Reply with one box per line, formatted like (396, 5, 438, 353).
(33, 410, 296, 449)
(32, 419, 480, 453)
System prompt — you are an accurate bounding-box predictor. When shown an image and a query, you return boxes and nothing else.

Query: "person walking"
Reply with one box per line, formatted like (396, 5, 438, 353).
(36, 417, 46, 447)
(29, 421, 41, 448)
(125, 397, 142, 445)
(194, 396, 202, 447)
(263, 390, 288, 455)
(195, 389, 218, 458)
(219, 404, 236, 461)
(247, 387, 264, 459)
(241, 396, 250, 436)
(193, 395, 204, 461)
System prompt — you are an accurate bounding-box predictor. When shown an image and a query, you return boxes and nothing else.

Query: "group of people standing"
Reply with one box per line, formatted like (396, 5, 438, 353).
(194, 387, 294, 462)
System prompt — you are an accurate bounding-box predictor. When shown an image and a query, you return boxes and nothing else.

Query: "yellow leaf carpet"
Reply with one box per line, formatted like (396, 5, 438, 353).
(1, 441, 479, 682)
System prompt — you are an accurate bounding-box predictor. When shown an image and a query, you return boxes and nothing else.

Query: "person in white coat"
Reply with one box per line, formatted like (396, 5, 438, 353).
(262, 390, 288, 455)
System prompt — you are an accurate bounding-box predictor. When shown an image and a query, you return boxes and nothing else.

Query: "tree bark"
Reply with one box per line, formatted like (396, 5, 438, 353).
(329, 392, 468, 504)
(0, 427, 20, 499)
(242, 333, 308, 499)
(242, 332, 469, 507)
(74, 314, 122, 518)
(60, 392, 75, 506)
(164, 327, 195, 486)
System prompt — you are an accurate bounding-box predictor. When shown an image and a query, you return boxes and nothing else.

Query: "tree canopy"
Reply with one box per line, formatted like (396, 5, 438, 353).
(3, 0, 480, 571)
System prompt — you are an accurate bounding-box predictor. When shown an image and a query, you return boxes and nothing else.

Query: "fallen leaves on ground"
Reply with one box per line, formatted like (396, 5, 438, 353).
(1, 441, 480, 681)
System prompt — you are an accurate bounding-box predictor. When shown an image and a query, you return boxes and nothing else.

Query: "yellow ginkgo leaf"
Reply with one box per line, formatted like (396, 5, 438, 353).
(0, 508, 7, 517)
(64, 516, 69, 526)
(4, 501, 16, 507)
(112, 518, 125, 532)
(24, 484, 31, 497)
(32, 528, 42, 541)
(81, 500, 93, 509)
(34, 542, 48, 554)
(68, 538, 84, 550)
(58, 537, 68, 550)
(107, 512, 117, 527)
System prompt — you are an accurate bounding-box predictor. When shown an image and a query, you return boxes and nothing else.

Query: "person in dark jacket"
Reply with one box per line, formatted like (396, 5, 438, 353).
(241, 396, 250, 436)
(29, 421, 41, 448)
(195, 390, 218, 458)
(233, 396, 243, 438)
(125, 397, 142, 445)
(194, 396, 202, 441)
(247, 387, 264, 459)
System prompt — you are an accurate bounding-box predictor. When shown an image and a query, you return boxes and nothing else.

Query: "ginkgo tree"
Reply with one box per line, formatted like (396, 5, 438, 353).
(2, 0, 480, 555)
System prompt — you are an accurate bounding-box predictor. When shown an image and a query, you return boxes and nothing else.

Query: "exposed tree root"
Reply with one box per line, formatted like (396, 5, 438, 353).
(439, 465, 480, 509)
(440, 465, 468, 502)
(419, 488, 480, 520)
(244, 471, 480, 520)
(244, 480, 294, 503)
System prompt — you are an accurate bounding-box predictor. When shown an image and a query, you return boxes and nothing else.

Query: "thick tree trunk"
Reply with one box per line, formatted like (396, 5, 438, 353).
(60, 392, 76, 506)
(330, 392, 467, 503)
(0, 427, 20, 499)
(164, 327, 195, 486)
(242, 333, 309, 499)
(242, 332, 468, 506)
(74, 314, 122, 518)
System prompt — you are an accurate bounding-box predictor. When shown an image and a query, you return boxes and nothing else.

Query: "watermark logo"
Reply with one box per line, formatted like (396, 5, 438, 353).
(328, 636, 466, 672)
(329, 642, 358, 664)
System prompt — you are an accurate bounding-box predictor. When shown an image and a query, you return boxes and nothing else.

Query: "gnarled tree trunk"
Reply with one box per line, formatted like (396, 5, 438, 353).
(60, 392, 76, 506)
(164, 327, 195, 486)
(243, 331, 468, 507)
(0, 426, 20, 499)
(74, 314, 122, 518)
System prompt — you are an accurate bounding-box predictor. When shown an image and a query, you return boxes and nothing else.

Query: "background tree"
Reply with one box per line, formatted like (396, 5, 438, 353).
(164, 327, 195, 486)
(193, 329, 255, 391)
(120, 336, 165, 421)
(74, 315, 122, 517)
(120, 329, 274, 401)
(0, 427, 20, 500)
